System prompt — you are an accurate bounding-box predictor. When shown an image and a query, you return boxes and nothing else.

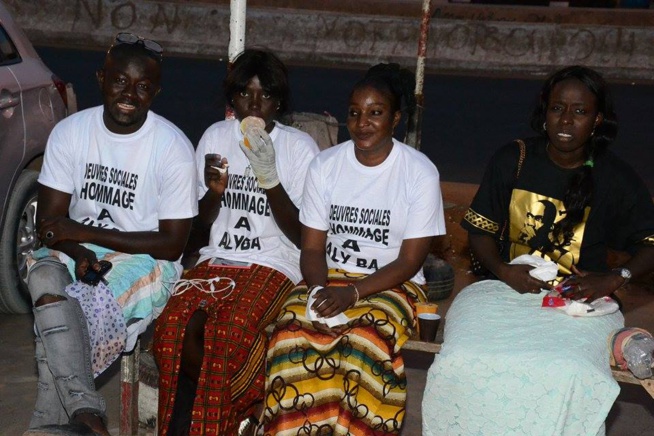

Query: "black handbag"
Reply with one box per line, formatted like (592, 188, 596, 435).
(470, 139, 526, 277)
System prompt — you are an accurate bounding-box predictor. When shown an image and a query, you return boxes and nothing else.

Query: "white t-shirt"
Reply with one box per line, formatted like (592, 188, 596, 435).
(197, 119, 319, 284)
(39, 106, 198, 235)
(300, 139, 446, 284)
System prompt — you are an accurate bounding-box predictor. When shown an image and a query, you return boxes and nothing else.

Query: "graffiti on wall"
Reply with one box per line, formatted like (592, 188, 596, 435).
(435, 23, 646, 66)
(6, 0, 653, 77)
(71, 0, 183, 33)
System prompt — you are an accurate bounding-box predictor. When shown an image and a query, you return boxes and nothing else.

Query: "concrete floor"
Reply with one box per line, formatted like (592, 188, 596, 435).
(1, 182, 653, 435)
(1, 314, 653, 436)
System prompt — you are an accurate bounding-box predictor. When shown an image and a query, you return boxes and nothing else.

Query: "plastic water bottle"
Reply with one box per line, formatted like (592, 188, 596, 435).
(623, 334, 654, 379)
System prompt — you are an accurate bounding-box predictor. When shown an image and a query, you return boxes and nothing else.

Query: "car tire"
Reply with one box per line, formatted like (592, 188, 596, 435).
(0, 170, 40, 314)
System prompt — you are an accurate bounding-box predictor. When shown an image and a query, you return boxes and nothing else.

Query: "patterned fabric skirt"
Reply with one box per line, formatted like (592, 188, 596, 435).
(263, 269, 425, 436)
(153, 260, 294, 435)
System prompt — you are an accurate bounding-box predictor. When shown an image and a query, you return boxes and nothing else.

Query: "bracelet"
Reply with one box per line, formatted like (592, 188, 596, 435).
(348, 283, 360, 306)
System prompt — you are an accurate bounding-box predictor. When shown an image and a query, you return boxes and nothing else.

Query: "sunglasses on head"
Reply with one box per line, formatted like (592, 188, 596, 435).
(114, 32, 163, 58)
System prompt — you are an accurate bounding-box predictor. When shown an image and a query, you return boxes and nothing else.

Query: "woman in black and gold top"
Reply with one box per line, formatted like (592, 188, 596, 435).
(465, 65, 653, 297)
(422, 66, 654, 435)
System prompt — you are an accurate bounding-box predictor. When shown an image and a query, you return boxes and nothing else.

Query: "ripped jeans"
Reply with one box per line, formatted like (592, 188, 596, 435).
(27, 257, 106, 428)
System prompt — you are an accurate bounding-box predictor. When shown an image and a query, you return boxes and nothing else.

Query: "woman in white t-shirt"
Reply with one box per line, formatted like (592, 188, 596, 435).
(153, 49, 319, 435)
(263, 64, 446, 434)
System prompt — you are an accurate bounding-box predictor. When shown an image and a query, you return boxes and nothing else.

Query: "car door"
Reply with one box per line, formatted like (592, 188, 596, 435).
(0, 23, 24, 217)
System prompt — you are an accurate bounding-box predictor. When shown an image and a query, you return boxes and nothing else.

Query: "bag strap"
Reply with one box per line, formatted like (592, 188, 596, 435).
(498, 139, 527, 241)
(514, 139, 526, 180)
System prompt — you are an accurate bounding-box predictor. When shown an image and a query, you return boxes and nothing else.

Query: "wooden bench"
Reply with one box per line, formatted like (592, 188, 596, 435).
(117, 333, 654, 435)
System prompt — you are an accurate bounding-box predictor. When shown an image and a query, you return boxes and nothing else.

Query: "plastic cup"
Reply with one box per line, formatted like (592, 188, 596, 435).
(418, 313, 441, 342)
(416, 302, 439, 316)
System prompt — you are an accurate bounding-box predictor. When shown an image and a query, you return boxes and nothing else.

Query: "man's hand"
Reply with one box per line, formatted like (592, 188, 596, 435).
(39, 217, 88, 246)
(71, 245, 100, 281)
(239, 126, 280, 189)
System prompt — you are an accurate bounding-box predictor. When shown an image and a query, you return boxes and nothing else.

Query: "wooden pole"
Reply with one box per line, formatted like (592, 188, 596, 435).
(405, 0, 433, 150)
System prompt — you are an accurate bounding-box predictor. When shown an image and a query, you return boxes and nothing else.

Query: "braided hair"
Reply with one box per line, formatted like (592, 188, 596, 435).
(530, 66, 618, 245)
(350, 63, 417, 120)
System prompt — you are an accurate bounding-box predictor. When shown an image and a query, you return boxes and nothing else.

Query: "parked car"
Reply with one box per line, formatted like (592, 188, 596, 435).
(0, 1, 75, 313)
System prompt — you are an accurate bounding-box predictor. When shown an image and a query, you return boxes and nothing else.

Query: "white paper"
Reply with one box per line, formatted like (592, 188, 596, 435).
(306, 285, 351, 328)
(564, 296, 620, 317)
(509, 254, 559, 282)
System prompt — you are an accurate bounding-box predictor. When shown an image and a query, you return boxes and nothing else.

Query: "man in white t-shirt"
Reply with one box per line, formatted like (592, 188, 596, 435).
(23, 35, 197, 436)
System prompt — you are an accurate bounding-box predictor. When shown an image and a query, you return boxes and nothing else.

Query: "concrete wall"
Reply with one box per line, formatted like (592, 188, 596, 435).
(5, 0, 654, 80)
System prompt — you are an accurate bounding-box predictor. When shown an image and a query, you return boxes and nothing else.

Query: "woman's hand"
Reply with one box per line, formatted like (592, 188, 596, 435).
(311, 320, 347, 338)
(39, 217, 87, 246)
(497, 263, 551, 294)
(560, 265, 624, 301)
(204, 153, 229, 195)
(311, 285, 357, 318)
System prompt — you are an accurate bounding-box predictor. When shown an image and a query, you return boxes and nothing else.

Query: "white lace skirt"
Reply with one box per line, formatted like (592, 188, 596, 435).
(422, 280, 624, 436)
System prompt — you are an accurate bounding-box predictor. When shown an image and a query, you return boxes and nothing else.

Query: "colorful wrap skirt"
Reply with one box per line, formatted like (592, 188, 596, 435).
(153, 260, 294, 435)
(263, 269, 426, 436)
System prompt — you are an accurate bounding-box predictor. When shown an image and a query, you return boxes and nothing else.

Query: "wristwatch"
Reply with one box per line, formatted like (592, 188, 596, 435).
(611, 267, 632, 285)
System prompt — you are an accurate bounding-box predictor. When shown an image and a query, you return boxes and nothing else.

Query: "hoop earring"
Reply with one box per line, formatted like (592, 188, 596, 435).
(542, 122, 547, 131)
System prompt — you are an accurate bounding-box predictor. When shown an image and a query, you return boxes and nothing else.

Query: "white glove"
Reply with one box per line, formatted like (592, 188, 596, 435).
(239, 126, 280, 189)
